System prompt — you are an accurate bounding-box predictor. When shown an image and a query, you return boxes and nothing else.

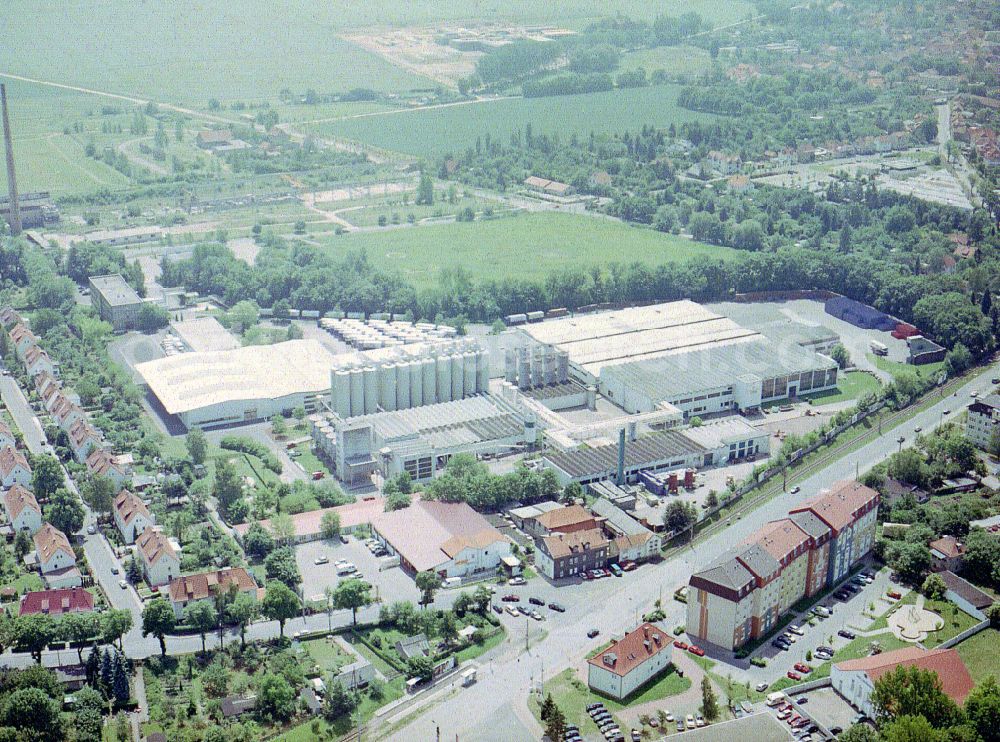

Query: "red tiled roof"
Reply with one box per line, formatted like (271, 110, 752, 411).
(136, 528, 177, 566)
(168, 567, 256, 604)
(68, 418, 101, 450)
(534, 504, 596, 532)
(33, 523, 73, 564)
(541, 528, 609, 559)
(4, 483, 40, 521)
(19, 587, 94, 616)
(114, 490, 150, 526)
(0, 421, 12, 441)
(587, 622, 671, 677)
(9, 322, 35, 345)
(86, 448, 123, 478)
(790, 480, 878, 534)
(0, 444, 30, 479)
(929, 535, 965, 559)
(835, 647, 974, 705)
(750, 518, 810, 562)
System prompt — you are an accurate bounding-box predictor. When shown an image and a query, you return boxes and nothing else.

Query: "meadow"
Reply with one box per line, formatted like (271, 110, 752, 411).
(306, 85, 717, 157)
(619, 45, 713, 77)
(318, 211, 740, 288)
(1, 1, 750, 107)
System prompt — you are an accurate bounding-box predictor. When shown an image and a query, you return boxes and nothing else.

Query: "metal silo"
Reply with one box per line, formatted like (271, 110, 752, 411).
(517, 349, 531, 390)
(380, 363, 397, 412)
(504, 349, 517, 384)
(421, 357, 436, 405)
(463, 352, 477, 397)
(410, 358, 423, 407)
(363, 366, 378, 414)
(476, 349, 490, 392)
(436, 354, 452, 402)
(557, 351, 569, 384)
(396, 361, 411, 410)
(332, 370, 351, 418)
(349, 368, 364, 417)
(450, 354, 463, 400)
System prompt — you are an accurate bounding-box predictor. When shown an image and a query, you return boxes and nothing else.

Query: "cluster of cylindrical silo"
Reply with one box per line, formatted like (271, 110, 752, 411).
(330, 344, 490, 418)
(504, 345, 570, 390)
(319, 317, 458, 350)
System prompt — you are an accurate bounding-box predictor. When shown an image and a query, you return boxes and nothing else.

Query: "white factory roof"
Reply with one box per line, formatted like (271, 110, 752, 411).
(680, 417, 767, 450)
(517, 300, 761, 374)
(171, 317, 241, 352)
(136, 339, 339, 414)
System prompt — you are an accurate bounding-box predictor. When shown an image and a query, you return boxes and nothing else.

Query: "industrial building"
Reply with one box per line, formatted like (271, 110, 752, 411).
(311, 394, 534, 486)
(137, 339, 339, 429)
(89, 274, 143, 332)
(514, 301, 838, 419)
(0, 192, 58, 229)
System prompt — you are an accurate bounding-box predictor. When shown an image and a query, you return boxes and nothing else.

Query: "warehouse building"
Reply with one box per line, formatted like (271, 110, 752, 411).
(89, 274, 143, 332)
(311, 395, 535, 486)
(515, 301, 838, 419)
(137, 339, 339, 429)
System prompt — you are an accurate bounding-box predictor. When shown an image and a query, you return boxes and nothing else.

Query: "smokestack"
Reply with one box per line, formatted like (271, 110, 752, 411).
(617, 428, 626, 485)
(1, 84, 21, 236)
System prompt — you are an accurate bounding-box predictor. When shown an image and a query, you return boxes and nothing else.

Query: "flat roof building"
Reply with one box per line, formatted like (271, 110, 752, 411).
(88, 274, 143, 332)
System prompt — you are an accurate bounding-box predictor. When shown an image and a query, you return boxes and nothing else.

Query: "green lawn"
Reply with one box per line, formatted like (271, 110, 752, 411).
(956, 629, 1000, 684)
(321, 211, 740, 288)
(869, 354, 945, 383)
(291, 443, 331, 480)
(309, 84, 717, 157)
(454, 628, 506, 663)
(530, 665, 691, 733)
(619, 45, 713, 77)
(802, 370, 882, 406)
(277, 676, 407, 740)
(301, 636, 356, 674)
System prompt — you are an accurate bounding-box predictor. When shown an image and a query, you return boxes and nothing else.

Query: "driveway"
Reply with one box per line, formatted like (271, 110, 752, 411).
(295, 537, 422, 606)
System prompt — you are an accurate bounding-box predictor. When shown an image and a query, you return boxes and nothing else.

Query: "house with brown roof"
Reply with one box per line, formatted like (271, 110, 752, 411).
(3, 483, 42, 534)
(48, 393, 85, 433)
(587, 622, 673, 700)
(23, 344, 54, 378)
(34, 372, 59, 407)
(136, 528, 180, 587)
(9, 322, 37, 358)
(19, 587, 94, 616)
(939, 571, 995, 619)
(929, 535, 966, 573)
(524, 504, 598, 537)
(371, 500, 512, 579)
(0, 307, 21, 330)
(113, 491, 154, 543)
(86, 449, 128, 492)
(535, 527, 610, 580)
(196, 129, 234, 149)
(0, 444, 32, 489)
(67, 419, 103, 464)
(0, 421, 14, 451)
(34, 523, 81, 588)
(168, 568, 258, 619)
(832, 647, 974, 718)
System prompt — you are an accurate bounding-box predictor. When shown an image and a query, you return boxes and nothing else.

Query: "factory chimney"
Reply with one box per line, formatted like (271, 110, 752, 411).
(1, 84, 21, 236)
(616, 428, 626, 485)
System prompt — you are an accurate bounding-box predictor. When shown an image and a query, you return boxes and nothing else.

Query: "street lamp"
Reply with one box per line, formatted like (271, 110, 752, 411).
(897, 436, 905, 453)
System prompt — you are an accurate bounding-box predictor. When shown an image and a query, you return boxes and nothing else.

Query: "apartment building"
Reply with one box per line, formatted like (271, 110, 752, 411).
(966, 394, 1000, 450)
(687, 480, 878, 650)
(535, 528, 610, 580)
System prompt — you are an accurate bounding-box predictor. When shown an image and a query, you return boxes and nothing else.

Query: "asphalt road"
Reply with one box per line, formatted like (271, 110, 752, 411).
(0, 376, 48, 453)
(384, 361, 999, 741)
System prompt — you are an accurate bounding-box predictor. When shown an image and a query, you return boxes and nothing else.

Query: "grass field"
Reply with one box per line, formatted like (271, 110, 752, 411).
(803, 370, 882, 406)
(2, 1, 750, 107)
(619, 45, 713, 77)
(320, 211, 739, 288)
(307, 85, 717, 156)
(956, 629, 1000, 684)
(869, 354, 946, 382)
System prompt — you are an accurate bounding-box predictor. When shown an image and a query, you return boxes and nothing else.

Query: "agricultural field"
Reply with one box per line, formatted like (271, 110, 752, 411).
(306, 85, 717, 157)
(318, 211, 740, 288)
(618, 45, 713, 78)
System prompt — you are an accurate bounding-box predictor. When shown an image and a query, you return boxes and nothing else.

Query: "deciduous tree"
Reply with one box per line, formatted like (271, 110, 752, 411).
(141, 599, 175, 657)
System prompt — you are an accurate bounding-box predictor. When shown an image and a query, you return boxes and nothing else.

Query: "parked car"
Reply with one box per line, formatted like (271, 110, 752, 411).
(685, 714, 696, 729)
(664, 712, 675, 722)
(119, 580, 128, 590)
(610, 563, 623, 577)
(110, 565, 120, 575)
(796, 696, 808, 704)
(794, 663, 811, 674)
(772, 639, 789, 650)
(688, 645, 705, 657)
(756, 682, 770, 692)
(631, 730, 641, 742)
(816, 645, 834, 654)
(86, 524, 97, 535)
(676, 720, 685, 732)
(782, 632, 797, 643)
(505, 606, 519, 617)
(838, 629, 856, 640)
(508, 577, 526, 586)
(314, 555, 329, 565)
(787, 671, 801, 681)
(673, 640, 688, 650)
(530, 611, 544, 621)
(887, 590, 902, 600)
(790, 486, 801, 494)
(586, 703, 604, 712)
(696, 714, 706, 727)
(528, 596, 544, 606)
(501, 594, 520, 602)
(587, 629, 600, 638)
(621, 561, 637, 572)
(492, 604, 503, 615)
(789, 624, 804, 636)
(548, 602, 566, 612)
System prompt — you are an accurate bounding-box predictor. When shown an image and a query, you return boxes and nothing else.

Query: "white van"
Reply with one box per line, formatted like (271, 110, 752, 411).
(766, 692, 786, 707)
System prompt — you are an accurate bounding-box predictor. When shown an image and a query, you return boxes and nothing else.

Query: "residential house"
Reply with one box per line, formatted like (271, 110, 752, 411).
(34, 523, 81, 588)
(196, 130, 234, 149)
(19, 587, 94, 616)
(966, 394, 1000, 450)
(67, 419, 103, 464)
(113, 490, 154, 544)
(394, 634, 430, 660)
(929, 536, 966, 573)
(33, 372, 59, 408)
(136, 528, 180, 587)
(590, 498, 660, 562)
(167, 568, 259, 619)
(86, 449, 128, 492)
(3, 483, 42, 534)
(335, 657, 376, 691)
(49, 393, 84, 433)
(220, 696, 256, 718)
(535, 528, 610, 580)
(0, 445, 32, 489)
(938, 571, 995, 619)
(587, 623, 673, 701)
(23, 345, 54, 377)
(0, 307, 21, 329)
(707, 150, 741, 175)
(9, 323, 37, 357)
(832, 647, 974, 719)
(524, 504, 598, 537)
(882, 478, 929, 506)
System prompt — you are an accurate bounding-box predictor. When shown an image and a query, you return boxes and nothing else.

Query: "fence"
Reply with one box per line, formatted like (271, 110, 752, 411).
(782, 676, 832, 695)
(939, 619, 991, 649)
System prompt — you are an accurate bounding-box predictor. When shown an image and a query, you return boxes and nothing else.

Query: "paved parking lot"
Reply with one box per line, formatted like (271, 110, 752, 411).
(794, 687, 858, 735)
(295, 537, 422, 606)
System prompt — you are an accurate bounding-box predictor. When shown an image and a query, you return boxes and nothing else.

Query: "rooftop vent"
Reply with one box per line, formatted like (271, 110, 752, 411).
(603, 653, 617, 667)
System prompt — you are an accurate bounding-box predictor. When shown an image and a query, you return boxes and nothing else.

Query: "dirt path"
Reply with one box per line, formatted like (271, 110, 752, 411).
(117, 136, 171, 176)
(296, 94, 521, 125)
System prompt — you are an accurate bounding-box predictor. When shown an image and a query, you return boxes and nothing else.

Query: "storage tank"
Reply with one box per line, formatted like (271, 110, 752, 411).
(543, 349, 557, 386)
(463, 352, 477, 396)
(557, 352, 569, 384)
(380, 364, 397, 412)
(332, 370, 351, 418)
(349, 368, 365, 417)
(450, 354, 464, 400)
(684, 469, 695, 489)
(396, 361, 411, 410)
(421, 357, 437, 405)
(504, 349, 517, 384)
(363, 366, 378, 414)
(668, 471, 679, 494)
(436, 355, 452, 403)
(517, 351, 531, 391)
(532, 348, 546, 388)
(410, 359, 423, 407)
(476, 350, 490, 392)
